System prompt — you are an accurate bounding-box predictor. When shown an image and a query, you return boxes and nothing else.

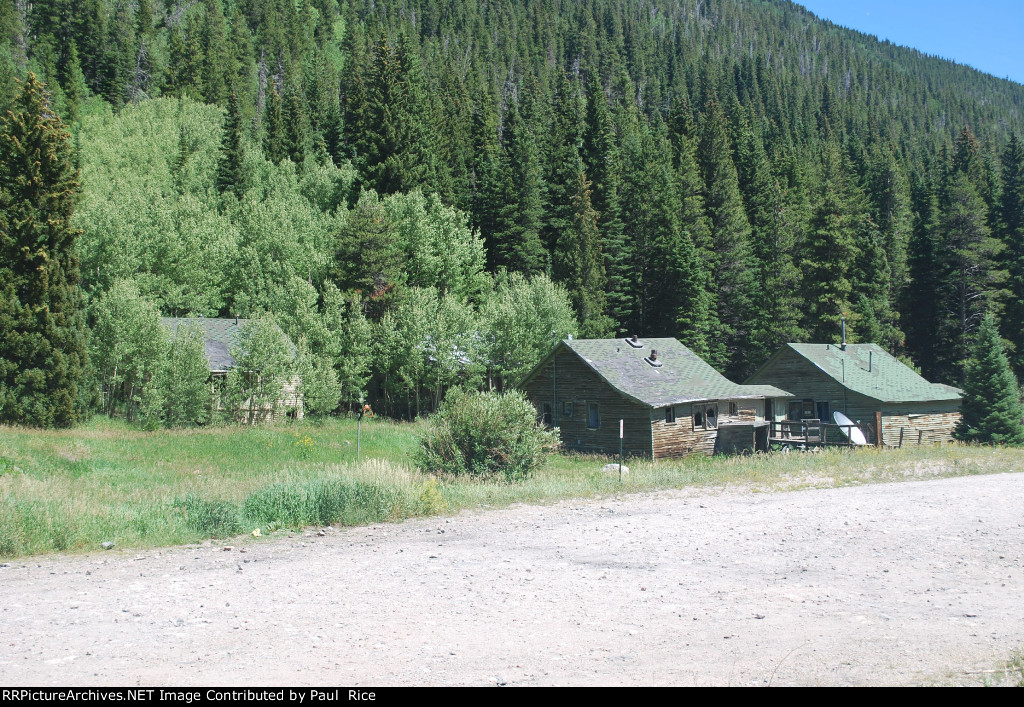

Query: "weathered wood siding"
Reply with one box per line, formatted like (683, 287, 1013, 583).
(651, 398, 765, 458)
(521, 350, 652, 456)
(750, 347, 853, 414)
(280, 375, 304, 420)
(880, 404, 961, 446)
(229, 374, 304, 423)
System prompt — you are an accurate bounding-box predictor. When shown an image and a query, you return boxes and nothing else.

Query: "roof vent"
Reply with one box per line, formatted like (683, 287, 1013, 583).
(645, 349, 663, 367)
(626, 335, 644, 349)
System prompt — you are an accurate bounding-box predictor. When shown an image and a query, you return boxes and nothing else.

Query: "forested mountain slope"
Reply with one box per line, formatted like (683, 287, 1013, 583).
(3, 0, 1024, 407)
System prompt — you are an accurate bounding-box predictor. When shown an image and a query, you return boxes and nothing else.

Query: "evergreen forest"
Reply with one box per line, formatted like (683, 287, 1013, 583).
(3, 0, 1024, 424)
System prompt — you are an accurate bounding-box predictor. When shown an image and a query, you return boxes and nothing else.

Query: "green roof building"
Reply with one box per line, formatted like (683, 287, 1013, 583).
(520, 337, 791, 458)
(746, 343, 962, 446)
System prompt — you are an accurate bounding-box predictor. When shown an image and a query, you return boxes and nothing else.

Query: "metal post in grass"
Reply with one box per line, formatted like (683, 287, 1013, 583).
(356, 402, 373, 462)
(619, 419, 624, 483)
(357, 399, 365, 461)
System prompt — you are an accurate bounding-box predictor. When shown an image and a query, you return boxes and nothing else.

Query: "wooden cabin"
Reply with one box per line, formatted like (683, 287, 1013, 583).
(161, 317, 302, 421)
(519, 337, 791, 458)
(745, 343, 962, 446)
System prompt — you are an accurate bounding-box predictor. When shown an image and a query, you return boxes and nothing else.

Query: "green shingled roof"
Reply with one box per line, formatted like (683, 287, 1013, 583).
(529, 337, 791, 408)
(784, 343, 962, 403)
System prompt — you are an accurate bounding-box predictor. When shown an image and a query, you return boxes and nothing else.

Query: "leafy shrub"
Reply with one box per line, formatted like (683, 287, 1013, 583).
(242, 480, 402, 529)
(416, 389, 557, 481)
(418, 478, 447, 514)
(177, 494, 243, 538)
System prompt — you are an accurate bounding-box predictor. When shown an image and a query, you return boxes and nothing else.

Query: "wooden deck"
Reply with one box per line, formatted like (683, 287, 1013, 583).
(768, 420, 876, 449)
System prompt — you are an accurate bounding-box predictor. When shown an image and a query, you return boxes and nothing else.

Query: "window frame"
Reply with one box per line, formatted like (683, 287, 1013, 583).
(587, 402, 600, 429)
(704, 403, 719, 430)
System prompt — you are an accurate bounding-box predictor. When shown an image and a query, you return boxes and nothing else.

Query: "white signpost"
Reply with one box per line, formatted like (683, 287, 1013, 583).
(619, 419, 624, 482)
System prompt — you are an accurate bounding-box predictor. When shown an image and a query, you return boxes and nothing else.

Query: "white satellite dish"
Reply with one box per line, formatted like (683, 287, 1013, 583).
(833, 410, 868, 445)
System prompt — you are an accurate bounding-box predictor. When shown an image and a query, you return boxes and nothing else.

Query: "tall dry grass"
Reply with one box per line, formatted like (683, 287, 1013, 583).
(1, 416, 1021, 559)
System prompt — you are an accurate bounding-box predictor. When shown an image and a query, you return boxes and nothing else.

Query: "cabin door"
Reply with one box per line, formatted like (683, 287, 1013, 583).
(816, 401, 830, 422)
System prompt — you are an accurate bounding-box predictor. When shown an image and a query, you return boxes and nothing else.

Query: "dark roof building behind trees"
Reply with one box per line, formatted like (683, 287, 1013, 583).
(161, 317, 251, 373)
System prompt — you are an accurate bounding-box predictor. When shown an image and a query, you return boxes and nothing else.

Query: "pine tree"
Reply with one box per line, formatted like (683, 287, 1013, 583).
(955, 312, 1024, 445)
(0, 74, 87, 427)
(618, 110, 709, 347)
(998, 134, 1024, 375)
(733, 111, 802, 366)
(262, 83, 286, 165)
(60, 44, 88, 125)
(216, 91, 245, 197)
(492, 98, 548, 275)
(851, 214, 900, 349)
(697, 99, 757, 376)
(869, 148, 913, 306)
(934, 171, 1005, 382)
(103, 0, 135, 106)
(359, 32, 438, 195)
(282, 79, 309, 164)
(554, 165, 611, 337)
(331, 190, 405, 315)
(165, 17, 204, 100)
(339, 11, 371, 162)
(800, 144, 859, 343)
(200, 0, 231, 106)
(469, 88, 504, 269)
(903, 173, 944, 377)
(665, 95, 715, 356)
(583, 73, 629, 330)
(543, 71, 584, 256)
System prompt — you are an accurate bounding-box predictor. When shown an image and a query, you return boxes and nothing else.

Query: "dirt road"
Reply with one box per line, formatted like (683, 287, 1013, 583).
(2, 473, 1023, 686)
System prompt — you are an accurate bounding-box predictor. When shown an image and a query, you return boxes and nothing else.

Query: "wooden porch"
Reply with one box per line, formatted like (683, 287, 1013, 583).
(768, 419, 876, 449)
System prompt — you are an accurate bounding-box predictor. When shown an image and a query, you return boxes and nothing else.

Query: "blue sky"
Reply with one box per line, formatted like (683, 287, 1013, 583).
(797, 1, 1024, 85)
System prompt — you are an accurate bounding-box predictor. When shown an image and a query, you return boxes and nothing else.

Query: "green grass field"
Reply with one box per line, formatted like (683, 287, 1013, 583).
(1, 416, 1021, 559)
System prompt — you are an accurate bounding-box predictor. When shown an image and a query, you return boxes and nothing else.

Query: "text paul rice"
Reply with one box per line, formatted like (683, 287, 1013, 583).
(2, 690, 377, 703)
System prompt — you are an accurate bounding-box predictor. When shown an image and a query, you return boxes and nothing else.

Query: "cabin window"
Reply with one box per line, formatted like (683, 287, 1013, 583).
(728, 402, 737, 417)
(211, 374, 226, 411)
(789, 400, 820, 420)
(542, 403, 552, 426)
(665, 407, 676, 423)
(587, 403, 600, 429)
(563, 401, 573, 417)
(694, 404, 718, 429)
(704, 404, 718, 429)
